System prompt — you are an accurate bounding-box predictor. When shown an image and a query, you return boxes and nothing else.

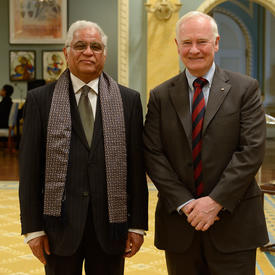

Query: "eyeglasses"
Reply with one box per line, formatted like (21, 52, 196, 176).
(69, 41, 105, 53)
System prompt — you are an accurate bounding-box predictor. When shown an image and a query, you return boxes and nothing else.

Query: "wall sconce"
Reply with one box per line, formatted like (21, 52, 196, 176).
(145, 0, 182, 21)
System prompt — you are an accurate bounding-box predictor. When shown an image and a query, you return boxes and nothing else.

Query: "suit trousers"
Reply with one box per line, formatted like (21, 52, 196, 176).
(44, 205, 125, 275)
(165, 231, 256, 275)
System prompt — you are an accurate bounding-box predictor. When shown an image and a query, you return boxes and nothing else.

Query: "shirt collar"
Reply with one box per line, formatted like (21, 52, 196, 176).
(185, 62, 216, 90)
(70, 72, 99, 95)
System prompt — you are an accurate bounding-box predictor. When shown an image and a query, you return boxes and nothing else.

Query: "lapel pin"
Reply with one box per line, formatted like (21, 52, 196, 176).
(220, 88, 225, 91)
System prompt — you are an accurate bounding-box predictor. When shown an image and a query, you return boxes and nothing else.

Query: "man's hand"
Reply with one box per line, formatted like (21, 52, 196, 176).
(182, 196, 222, 231)
(124, 232, 144, 258)
(28, 235, 50, 265)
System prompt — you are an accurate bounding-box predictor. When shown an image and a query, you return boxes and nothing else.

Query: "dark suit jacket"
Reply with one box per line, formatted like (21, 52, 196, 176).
(19, 75, 148, 256)
(0, 96, 12, 128)
(143, 65, 268, 253)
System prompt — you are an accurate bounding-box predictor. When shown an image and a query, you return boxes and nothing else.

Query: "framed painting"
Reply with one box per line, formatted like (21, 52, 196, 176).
(42, 50, 67, 82)
(10, 50, 35, 81)
(9, 0, 67, 44)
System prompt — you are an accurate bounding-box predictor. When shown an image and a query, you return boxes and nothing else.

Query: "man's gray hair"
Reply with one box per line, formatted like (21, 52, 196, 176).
(176, 11, 219, 42)
(65, 20, 108, 53)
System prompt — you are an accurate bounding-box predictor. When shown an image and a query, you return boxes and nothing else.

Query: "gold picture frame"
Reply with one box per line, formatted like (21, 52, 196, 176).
(9, 0, 67, 44)
(9, 50, 36, 81)
(42, 50, 66, 82)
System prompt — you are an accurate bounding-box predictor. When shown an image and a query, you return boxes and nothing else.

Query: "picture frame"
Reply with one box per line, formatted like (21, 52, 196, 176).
(9, 50, 36, 81)
(42, 50, 67, 82)
(9, 0, 67, 44)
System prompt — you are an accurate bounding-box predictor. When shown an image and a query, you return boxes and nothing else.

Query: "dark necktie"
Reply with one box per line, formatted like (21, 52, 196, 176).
(192, 77, 208, 196)
(78, 85, 94, 147)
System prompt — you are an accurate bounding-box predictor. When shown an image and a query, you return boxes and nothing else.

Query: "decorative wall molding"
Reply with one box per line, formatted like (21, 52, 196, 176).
(255, 0, 275, 15)
(230, 0, 253, 17)
(198, 0, 275, 16)
(118, 0, 129, 86)
(198, 0, 227, 14)
(144, 0, 182, 21)
(213, 7, 253, 76)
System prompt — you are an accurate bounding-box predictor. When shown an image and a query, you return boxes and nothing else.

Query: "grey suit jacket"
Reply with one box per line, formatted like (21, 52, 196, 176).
(143, 65, 268, 253)
(19, 75, 148, 256)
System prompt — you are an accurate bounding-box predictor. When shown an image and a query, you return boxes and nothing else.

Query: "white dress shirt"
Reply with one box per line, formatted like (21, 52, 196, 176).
(70, 72, 98, 113)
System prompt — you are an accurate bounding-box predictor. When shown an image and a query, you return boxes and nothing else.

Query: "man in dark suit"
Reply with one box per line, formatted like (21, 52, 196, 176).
(143, 11, 268, 275)
(19, 20, 148, 275)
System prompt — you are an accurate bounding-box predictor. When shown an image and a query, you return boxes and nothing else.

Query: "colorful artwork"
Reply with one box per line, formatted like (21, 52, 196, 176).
(9, 0, 67, 44)
(43, 51, 67, 82)
(10, 51, 35, 81)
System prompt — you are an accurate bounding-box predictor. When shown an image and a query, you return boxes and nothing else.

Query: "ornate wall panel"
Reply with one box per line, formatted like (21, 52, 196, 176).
(118, 0, 129, 86)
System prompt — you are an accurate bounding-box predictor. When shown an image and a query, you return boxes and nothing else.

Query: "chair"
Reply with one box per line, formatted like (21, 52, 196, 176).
(259, 114, 275, 252)
(266, 114, 275, 138)
(260, 182, 275, 252)
(0, 102, 19, 152)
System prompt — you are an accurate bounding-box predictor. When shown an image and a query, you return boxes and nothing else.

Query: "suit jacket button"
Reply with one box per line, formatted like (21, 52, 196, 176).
(82, 191, 89, 197)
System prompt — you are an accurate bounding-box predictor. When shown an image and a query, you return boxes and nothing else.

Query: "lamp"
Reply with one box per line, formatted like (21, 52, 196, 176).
(145, 0, 182, 20)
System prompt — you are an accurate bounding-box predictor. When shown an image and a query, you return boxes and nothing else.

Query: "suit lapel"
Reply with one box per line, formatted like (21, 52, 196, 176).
(169, 72, 192, 149)
(203, 66, 231, 135)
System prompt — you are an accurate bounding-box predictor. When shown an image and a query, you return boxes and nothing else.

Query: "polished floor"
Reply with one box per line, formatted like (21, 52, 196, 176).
(0, 182, 274, 274)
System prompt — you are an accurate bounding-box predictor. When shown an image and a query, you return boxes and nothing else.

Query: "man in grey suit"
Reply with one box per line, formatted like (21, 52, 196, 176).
(143, 11, 268, 275)
(19, 20, 148, 275)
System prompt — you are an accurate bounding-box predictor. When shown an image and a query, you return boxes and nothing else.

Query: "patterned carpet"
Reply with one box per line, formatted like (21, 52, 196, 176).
(0, 181, 274, 275)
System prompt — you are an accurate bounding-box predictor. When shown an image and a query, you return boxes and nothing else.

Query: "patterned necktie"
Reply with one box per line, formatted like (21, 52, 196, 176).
(192, 77, 208, 196)
(78, 85, 94, 147)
